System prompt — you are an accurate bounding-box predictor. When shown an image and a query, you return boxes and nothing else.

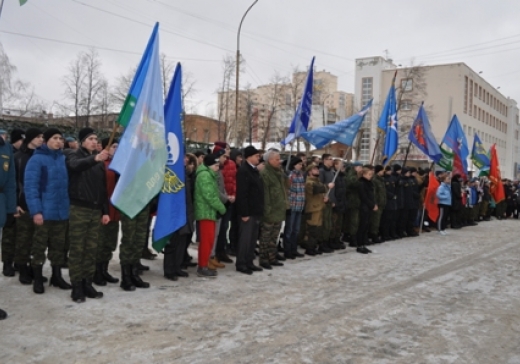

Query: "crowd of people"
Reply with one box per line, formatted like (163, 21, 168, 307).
(1, 128, 518, 317)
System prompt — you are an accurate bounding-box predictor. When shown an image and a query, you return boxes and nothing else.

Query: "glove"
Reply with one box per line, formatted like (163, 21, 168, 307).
(4, 214, 15, 228)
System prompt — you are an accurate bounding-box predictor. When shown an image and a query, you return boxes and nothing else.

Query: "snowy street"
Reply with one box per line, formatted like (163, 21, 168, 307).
(1, 219, 520, 364)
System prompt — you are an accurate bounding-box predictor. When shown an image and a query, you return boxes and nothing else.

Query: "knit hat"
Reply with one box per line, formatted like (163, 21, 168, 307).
(24, 128, 43, 144)
(212, 141, 228, 154)
(101, 137, 119, 150)
(43, 128, 61, 142)
(230, 149, 242, 162)
(78, 127, 95, 142)
(203, 153, 220, 167)
(384, 165, 392, 172)
(243, 145, 260, 159)
(374, 165, 384, 174)
(214, 148, 226, 158)
(393, 164, 402, 172)
(289, 157, 303, 170)
(10, 128, 25, 144)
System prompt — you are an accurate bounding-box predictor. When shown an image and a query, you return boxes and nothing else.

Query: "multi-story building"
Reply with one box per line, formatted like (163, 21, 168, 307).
(354, 56, 520, 178)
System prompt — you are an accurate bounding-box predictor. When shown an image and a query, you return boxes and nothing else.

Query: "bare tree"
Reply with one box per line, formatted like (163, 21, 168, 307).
(112, 67, 135, 110)
(216, 55, 236, 141)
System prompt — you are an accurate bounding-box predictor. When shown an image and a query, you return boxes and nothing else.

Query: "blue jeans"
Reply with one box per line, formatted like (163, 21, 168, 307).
(284, 210, 302, 255)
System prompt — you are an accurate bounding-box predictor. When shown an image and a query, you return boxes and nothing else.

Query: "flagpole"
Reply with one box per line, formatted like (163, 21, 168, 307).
(401, 141, 413, 168)
(325, 146, 351, 198)
(370, 134, 380, 165)
(104, 123, 120, 151)
(286, 139, 295, 172)
(0, 0, 5, 21)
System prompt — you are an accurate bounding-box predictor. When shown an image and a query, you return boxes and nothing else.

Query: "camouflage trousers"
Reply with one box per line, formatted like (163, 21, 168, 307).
(320, 204, 332, 241)
(259, 221, 282, 264)
(31, 220, 68, 267)
(68, 205, 102, 283)
(370, 208, 384, 236)
(120, 206, 150, 266)
(96, 221, 120, 263)
(344, 208, 360, 237)
(330, 211, 343, 240)
(14, 213, 35, 265)
(1, 221, 16, 262)
(480, 200, 489, 217)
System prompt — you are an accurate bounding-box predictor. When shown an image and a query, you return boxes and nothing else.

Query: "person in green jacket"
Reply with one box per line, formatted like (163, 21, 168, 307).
(343, 161, 363, 246)
(370, 165, 387, 243)
(194, 154, 226, 278)
(259, 150, 288, 269)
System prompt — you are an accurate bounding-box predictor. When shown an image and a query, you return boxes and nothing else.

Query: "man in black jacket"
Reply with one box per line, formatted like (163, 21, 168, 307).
(66, 127, 110, 303)
(381, 166, 398, 240)
(235, 146, 264, 275)
(357, 165, 377, 254)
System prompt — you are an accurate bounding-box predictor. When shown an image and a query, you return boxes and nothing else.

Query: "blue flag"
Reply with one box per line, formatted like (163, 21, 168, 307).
(152, 63, 187, 253)
(377, 71, 397, 133)
(300, 99, 373, 148)
(439, 115, 469, 174)
(471, 133, 490, 173)
(407, 103, 442, 163)
(281, 57, 315, 146)
(110, 23, 168, 218)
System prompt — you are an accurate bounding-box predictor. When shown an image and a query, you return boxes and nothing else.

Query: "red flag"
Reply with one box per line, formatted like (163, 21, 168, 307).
(489, 144, 505, 203)
(425, 171, 440, 222)
(452, 153, 467, 180)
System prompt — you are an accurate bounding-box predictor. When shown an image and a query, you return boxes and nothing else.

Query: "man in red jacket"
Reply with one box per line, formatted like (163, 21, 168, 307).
(213, 141, 235, 264)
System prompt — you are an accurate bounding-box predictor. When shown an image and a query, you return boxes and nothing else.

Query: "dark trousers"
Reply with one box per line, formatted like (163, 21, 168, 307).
(356, 208, 372, 247)
(228, 204, 239, 253)
(216, 203, 232, 256)
(406, 208, 418, 234)
(380, 209, 396, 238)
(284, 210, 302, 255)
(236, 216, 260, 269)
(437, 204, 450, 231)
(163, 232, 189, 276)
(1, 221, 16, 262)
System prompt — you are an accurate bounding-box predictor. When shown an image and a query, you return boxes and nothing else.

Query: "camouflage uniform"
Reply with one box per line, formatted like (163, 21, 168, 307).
(258, 221, 282, 264)
(1, 223, 15, 263)
(120, 205, 150, 266)
(31, 221, 67, 266)
(13, 213, 35, 265)
(97, 221, 120, 263)
(68, 205, 102, 283)
(370, 174, 387, 236)
(303, 174, 327, 251)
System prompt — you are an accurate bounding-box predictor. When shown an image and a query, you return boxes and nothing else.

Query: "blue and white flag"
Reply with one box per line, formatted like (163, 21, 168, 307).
(152, 63, 187, 253)
(110, 23, 168, 218)
(300, 99, 373, 148)
(408, 103, 442, 163)
(281, 56, 315, 146)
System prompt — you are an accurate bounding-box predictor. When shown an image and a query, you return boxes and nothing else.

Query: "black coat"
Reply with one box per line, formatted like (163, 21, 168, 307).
(403, 175, 420, 210)
(236, 162, 264, 217)
(451, 179, 463, 211)
(384, 173, 398, 210)
(66, 147, 108, 214)
(14, 145, 35, 211)
(393, 172, 405, 209)
(358, 176, 376, 211)
(333, 171, 347, 213)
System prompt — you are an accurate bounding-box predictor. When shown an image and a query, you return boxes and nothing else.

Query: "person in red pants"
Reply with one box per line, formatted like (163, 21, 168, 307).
(194, 154, 226, 278)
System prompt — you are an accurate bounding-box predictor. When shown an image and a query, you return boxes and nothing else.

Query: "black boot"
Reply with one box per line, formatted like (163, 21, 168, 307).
(49, 266, 72, 290)
(0, 309, 7, 320)
(102, 262, 119, 284)
(135, 261, 150, 272)
(71, 281, 85, 303)
(32, 265, 44, 294)
(92, 263, 107, 286)
(318, 241, 333, 253)
(2, 260, 15, 277)
(83, 279, 103, 299)
(130, 264, 150, 288)
(18, 263, 32, 285)
(28, 264, 48, 283)
(120, 265, 136, 291)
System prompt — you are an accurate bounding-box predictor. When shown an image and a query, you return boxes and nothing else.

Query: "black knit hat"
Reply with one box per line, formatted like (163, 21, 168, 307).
(101, 137, 119, 150)
(24, 128, 43, 144)
(10, 128, 25, 144)
(243, 145, 260, 159)
(203, 154, 220, 167)
(392, 164, 402, 172)
(43, 128, 61, 142)
(78, 127, 95, 142)
(374, 165, 384, 174)
(289, 157, 303, 170)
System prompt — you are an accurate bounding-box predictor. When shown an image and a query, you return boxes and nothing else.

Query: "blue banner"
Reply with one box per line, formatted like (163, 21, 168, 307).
(439, 115, 469, 172)
(300, 99, 373, 148)
(407, 103, 442, 163)
(281, 57, 315, 146)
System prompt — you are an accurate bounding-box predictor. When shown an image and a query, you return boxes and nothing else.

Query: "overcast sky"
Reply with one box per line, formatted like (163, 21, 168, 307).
(1, 0, 520, 116)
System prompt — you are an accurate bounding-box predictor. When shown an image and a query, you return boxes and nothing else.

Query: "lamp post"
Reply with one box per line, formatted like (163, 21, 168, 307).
(235, 0, 259, 146)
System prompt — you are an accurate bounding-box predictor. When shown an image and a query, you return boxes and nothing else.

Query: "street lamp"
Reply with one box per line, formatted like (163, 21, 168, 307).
(235, 0, 259, 146)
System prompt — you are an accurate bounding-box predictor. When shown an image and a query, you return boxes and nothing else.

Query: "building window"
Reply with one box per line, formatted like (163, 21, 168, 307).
(361, 77, 373, 122)
(401, 78, 413, 92)
(464, 76, 468, 114)
(474, 83, 478, 96)
(400, 99, 413, 111)
(474, 105, 477, 118)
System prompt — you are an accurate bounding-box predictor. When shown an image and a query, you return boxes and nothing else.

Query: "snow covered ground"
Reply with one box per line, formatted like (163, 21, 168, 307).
(1, 218, 520, 364)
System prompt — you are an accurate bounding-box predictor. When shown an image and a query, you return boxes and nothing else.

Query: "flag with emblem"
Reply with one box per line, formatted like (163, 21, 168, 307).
(110, 23, 167, 218)
(379, 76, 398, 165)
(408, 103, 442, 163)
(438, 115, 469, 177)
(152, 63, 186, 253)
(471, 133, 490, 175)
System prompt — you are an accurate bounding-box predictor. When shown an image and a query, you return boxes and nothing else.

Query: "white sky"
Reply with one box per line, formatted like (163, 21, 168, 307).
(1, 0, 520, 116)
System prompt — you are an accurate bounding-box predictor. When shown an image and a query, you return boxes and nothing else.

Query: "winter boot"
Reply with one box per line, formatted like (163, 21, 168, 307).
(71, 281, 86, 303)
(120, 264, 136, 291)
(318, 241, 333, 254)
(28, 264, 48, 283)
(18, 263, 32, 285)
(49, 266, 72, 290)
(92, 263, 107, 286)
(32, 264, 45, 294)
(102, 262, 119, 284)
(2, 260, 15, 277)
(83, 278, 103, 299)
(130, 265, 150, 288)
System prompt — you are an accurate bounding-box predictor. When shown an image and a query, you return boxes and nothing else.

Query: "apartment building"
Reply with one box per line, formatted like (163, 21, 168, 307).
(354, 56, 520, 178)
